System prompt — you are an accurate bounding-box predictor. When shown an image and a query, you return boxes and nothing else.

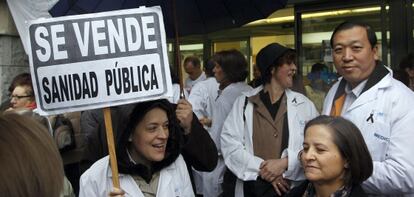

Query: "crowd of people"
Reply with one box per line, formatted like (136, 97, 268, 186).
(1, 21, 414, 197)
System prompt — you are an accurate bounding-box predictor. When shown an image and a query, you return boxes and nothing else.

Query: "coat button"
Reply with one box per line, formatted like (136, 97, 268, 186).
(273, 133, 278, 137)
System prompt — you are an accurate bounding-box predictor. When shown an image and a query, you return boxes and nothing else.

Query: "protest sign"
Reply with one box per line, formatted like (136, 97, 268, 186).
(27, 7, 172, 115)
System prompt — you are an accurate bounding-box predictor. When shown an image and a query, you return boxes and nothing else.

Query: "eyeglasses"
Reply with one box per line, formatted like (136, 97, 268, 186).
(9, 95, 32, 100)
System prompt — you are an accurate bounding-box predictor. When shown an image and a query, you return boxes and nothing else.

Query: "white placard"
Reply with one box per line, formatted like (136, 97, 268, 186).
(27, 7, 172, 115)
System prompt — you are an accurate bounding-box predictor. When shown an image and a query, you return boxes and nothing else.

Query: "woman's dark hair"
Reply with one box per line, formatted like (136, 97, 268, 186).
(8, 73, 31, 93)
(330, 21, 377, 49)
(212, 49, 248, 83)
(204, 58, 216, 77)
(9, 73, 33, 98)
(116, 99, 182, 176)
(261, 50, 296, 84)
(302, 115, 373, 186)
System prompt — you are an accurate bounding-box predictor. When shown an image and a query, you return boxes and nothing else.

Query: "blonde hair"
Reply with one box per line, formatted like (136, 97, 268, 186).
(0, 113, 64, 197)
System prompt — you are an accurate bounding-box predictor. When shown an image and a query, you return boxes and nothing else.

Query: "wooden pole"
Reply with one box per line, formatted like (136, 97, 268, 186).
(172, 0, 184, 98)
(103, 107, 120, 188)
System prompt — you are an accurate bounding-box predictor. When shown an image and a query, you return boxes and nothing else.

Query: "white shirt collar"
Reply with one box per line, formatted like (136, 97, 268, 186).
(345, 79, 368, 97)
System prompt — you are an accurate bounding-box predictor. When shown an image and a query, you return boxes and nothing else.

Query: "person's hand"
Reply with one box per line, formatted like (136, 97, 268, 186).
(271, 176, 290, 196)
(176, 99, 193, 134)
(259, 157, 288, 182)
(109, 187, 125, 197)
(199, 117, 212, 127)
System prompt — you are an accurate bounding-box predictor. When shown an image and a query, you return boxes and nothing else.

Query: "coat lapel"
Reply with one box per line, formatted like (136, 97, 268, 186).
(345, 72, 392, 113)
(156, 166, 173, 197)
(107, 165, 145, 197)
(338, 64, 391, 113)
(249, 93, 288, 131)
(286, 89, 304, 115)
(249, 94, 277, 130)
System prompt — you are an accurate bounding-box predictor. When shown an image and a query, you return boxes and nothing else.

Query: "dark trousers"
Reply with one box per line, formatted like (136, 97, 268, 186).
(64, 163, 81, 196)
(222, 168, 283, 197)
(222, 168, 237, 197)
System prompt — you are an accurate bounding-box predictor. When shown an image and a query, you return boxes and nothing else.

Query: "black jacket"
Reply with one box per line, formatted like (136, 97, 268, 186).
(285, 181, 368, 197)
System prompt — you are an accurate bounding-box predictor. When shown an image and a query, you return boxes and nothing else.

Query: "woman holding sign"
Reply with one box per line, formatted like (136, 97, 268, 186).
(79, 99, 194, 197)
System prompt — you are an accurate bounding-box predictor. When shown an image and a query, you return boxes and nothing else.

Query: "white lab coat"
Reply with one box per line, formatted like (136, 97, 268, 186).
(221, 86, 319, 197)
(188, 77, 219, 195)
(201, 82, 252, 197)
(211, 82, 253, 155)
(322, 69, 414, 196)
(188, 77, 219, 120)
(185, 72, 206, 95)
(79, 155, 194, 197)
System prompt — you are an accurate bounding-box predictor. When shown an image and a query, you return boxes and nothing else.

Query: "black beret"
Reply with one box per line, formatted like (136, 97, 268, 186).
(256, 43, 294, 75)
